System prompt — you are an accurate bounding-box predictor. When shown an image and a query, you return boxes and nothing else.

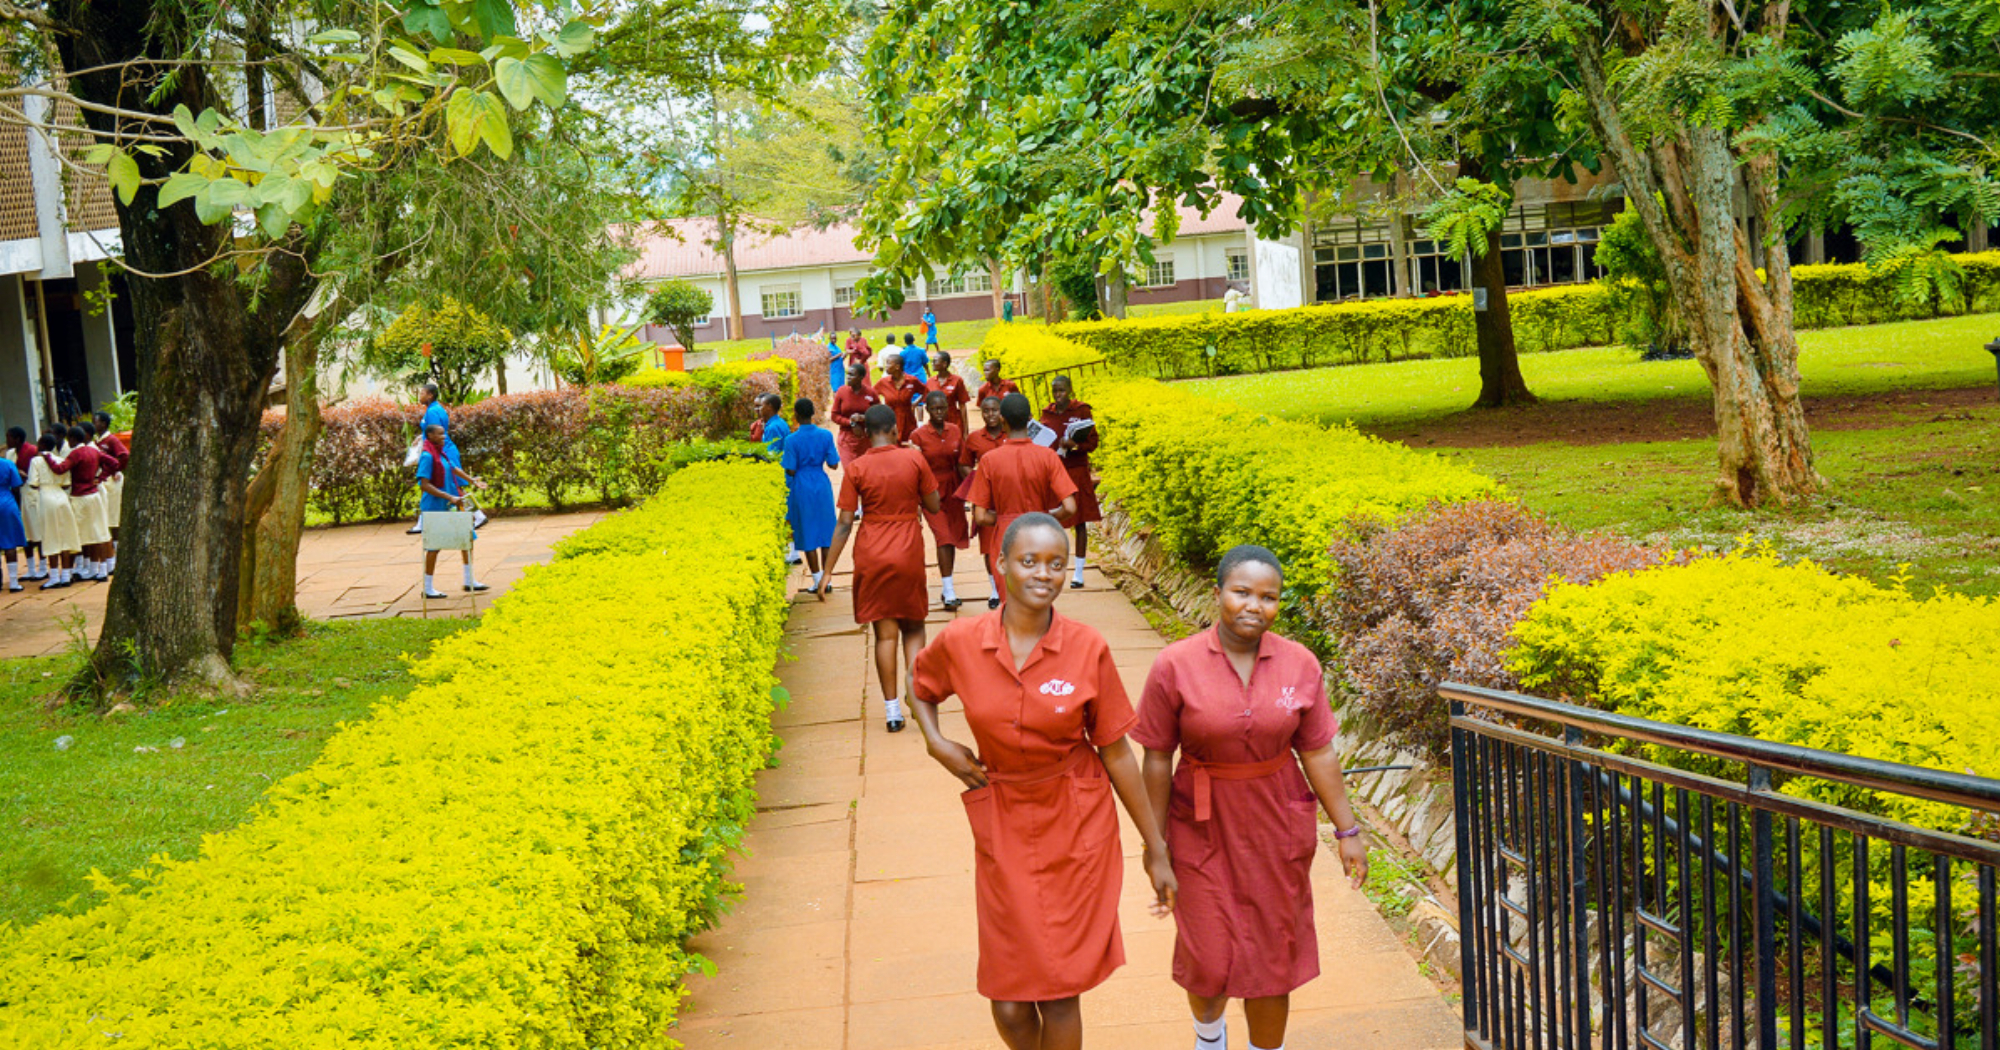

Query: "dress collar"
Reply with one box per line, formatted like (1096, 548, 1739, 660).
(1205, 623, 1274, 661)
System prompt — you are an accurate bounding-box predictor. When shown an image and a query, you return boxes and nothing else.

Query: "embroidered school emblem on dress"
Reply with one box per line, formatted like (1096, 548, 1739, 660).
(1039, 679, 1076, 697)
(1276, 686, 1305, 712)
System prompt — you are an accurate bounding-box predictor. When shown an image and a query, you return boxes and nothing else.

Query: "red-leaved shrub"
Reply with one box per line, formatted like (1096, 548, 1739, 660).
(1318, 500, 1680, 760)
(752, 335, 835, 419)
(265, 374, 781, 523)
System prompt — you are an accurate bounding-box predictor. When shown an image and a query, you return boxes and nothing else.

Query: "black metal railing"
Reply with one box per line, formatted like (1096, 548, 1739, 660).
(1012, 357, 1114, 410)
(1446, 682, 2000, 1050)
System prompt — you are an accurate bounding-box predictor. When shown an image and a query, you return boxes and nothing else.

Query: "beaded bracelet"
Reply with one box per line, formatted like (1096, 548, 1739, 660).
(1332, 824, 1364, 840)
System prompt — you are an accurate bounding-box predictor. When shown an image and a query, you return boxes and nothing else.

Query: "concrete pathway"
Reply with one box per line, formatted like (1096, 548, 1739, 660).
(673, 521, 1463, 1049)
(0, 510, 604, 658)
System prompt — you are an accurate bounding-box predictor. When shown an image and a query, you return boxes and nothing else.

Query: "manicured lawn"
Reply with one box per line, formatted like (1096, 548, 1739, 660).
(1189, 312, 2000, 429)
(0, 618, 467, 927)
(1448, 417, 2000, 597)
(702, 299, 1224, 361)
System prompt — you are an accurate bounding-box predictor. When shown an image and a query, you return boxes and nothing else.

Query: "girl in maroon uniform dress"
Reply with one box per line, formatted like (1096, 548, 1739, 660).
(818, 404, 942, 732)
(911, 389, 970, 609)
(1135, 545, 1370, 1050)
(1036, 375, 1100, 589)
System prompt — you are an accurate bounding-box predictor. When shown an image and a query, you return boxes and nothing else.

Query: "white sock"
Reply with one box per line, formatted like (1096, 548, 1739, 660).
(77, 558, 93, 578)
(29, 555, 41, 574)
(462, 564, 475, 588)
(811, 570, 824, 588)
(1072, 558, 1086, 583)
(941, 577, 957, 601)
(987, 575, 999, 599)
(1193, 1016, 1225, 1045)
(423, 573, 435, 593)
(59, 567, 70, 584)
(105, 557, 114, 573)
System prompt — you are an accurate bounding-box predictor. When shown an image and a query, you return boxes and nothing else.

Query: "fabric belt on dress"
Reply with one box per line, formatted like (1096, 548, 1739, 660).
(1183, 754, 1294, 822)
(861, 512, 920, 523)
(983, 745, 1094, 787)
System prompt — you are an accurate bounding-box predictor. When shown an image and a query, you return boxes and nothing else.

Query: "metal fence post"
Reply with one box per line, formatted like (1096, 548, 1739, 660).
(1566, 725, 1594, 1049)
(1751, 765, 1780, 1050)
(1452, 701, 1479, 1040)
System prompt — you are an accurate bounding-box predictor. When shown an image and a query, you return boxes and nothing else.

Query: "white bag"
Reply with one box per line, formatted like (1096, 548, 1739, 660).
(402, 437, 423, 469)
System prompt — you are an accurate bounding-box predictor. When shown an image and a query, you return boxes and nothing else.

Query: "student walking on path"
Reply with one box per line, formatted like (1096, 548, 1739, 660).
(1038, 375, 1101, 589)
(910, 512, 1176, 1050)
(818, 404, 942, 733)
(831, 363, 882, 468)
(927, 350, 972, 434)
(24, 429, 77, 590)
(912, 390, 970, 610)
(782, 397, 839, 595)
(415, 421, 489, 599)
(1136, 545, 1371, 1050)
(958, 395, 1008, 608)
(968, 393, 1075, 592)
(978, 358, 1020, 406)
(40, 426, 112, 581)
(874, 353, 927, 444)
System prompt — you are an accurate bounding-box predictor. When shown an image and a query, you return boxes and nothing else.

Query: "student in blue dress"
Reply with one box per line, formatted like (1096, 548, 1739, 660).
(781, 397, 840, 594)
(411, 382, 480, 534)
(758, 393, 791, 454)
(0, 456, 25, 592)
(826, 332, 844, 392)
(899, 333, 929, 385)
(414, 422, 488, 599)
(921, 307, 938, 349)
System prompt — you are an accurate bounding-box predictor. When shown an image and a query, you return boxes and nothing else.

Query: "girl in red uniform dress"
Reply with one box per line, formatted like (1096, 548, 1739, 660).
(977, 357, 1020, 406)
(873, 353, 927, 444)
(830, 362, 881, 468)
(968, 394, 1075, 599)
(957, 396, 1008, 608)
(911, 390, 969, 610)
(1135, 545, 1370, 1050)
(926, 350, 973, 434)
(910, 512, 1176, 1050)
(1037, 375, 1101, 589)
(818, 404, 942, 732)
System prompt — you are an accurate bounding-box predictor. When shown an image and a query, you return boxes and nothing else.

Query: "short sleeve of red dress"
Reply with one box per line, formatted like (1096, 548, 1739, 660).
(1130, 656, 1182, 754)
(1042, 450, 1079, 502)
(912, 621, 962, 705)
(1288, 649, 1338, 752)
(836, 467, 859, 514)
(912, 450, 940, 500)
(1084, 639, 1137, 747)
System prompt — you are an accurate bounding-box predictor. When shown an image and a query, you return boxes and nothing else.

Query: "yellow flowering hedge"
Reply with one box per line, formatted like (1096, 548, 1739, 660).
(1510, 547, 2000, 837)
(0, 459, 790, 1047)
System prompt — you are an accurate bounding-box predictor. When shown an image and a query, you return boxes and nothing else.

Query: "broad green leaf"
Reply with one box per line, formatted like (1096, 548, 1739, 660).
(471, 0, 516, 40)
(274, 176, 313, 214)
(430, 47, 485, 66)
(308, 28, 361, 45)
(106, 150, 140, 205)
(387, 46, 430, 73)
(403, 3, 452, 42)
(156, 172, 207, 208)
(482, 35, 530, 61)
(445, 88, 480, 156)
(202, 178, 250, 209)
(170, 104, 199, 141)
(83, 143, 115, 165)
(522, 54, 566, 107)
(553, 20, 594, 57)
(472, 90, 512, 158)
(255, 203, 291, 240)
(495, 57, 534, 110)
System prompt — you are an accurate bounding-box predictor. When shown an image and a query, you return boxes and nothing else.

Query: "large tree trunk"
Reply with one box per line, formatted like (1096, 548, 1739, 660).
(1104, 267, 1130, 319)
(1457, 156, 1535, 408)
(54, 0, 314, 693)
(1571, 20, 1817, 508)
(719, 217, 745, 340)
(238, 333, 324, 633)
(988, 257, 1006, 318)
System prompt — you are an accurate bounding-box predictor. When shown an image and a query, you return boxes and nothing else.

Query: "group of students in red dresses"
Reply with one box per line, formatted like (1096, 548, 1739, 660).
(1, 414, 125, 591)
(810, 362, 1372, 1050)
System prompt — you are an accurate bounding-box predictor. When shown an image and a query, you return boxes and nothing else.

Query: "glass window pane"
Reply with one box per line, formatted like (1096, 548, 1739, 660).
(1362, 259, 1391, 296)
(1413, 240, 1435, 255)
(1337, 246, 1359, 261)
(1547, 244, 1577, 284)
(1502, 249, 1526, 286)
(1363, 243, 1388, 259)
(1526, 232, 1548, 247)
(1501, 233, 1523, 249)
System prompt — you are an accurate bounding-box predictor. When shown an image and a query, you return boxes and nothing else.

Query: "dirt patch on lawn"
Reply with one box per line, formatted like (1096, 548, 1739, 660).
(1371, 384, 2000, 448)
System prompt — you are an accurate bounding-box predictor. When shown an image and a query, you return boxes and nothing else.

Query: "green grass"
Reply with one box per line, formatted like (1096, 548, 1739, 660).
(701, 299, 1225, 362)
(1189, 312, 2000, 429)
(1447, 418, 2000, 597)
(0, 617, 468, 928)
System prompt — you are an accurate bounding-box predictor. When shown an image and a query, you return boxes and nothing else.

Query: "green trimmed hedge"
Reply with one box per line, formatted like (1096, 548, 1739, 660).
(0, 459, 790, 1047)
(1051, 251, 2000, 379)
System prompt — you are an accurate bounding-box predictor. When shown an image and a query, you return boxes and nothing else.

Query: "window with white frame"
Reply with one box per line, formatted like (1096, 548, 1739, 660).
(760, 285, 803, 318)
(1143, 256, 1176, 288)
(834, 284, 859, 307)
(1226, 248, 1250, 282)
(930, 274, 964, 296)
(961, 270, 993, 293)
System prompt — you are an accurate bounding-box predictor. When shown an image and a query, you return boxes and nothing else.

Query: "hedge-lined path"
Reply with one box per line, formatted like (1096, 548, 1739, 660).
(0, 509, 604, 659)
(673, 529, 1462, 1050)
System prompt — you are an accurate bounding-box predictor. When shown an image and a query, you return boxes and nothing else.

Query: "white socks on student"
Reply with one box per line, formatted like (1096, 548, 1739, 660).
(1193, 1016, 1225, 1048)
(811, 570, 824, 589)
(941, 577, 957, 602)
(986, 575, 999, 599)
(423, 573, 437, 594)
(1072, 558, 1086, 585)
(462, 564, 476, 588)
(5, 562, 16, 586)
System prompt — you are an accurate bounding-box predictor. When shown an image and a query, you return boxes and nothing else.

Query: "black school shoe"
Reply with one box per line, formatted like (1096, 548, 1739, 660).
(987, 595, 1000, 609)
(463, 582, 491, 592)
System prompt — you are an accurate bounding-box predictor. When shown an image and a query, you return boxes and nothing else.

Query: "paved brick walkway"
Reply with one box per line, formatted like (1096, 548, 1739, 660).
(674, 522, 1462, 1049)
(0, 510, 604, 659)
